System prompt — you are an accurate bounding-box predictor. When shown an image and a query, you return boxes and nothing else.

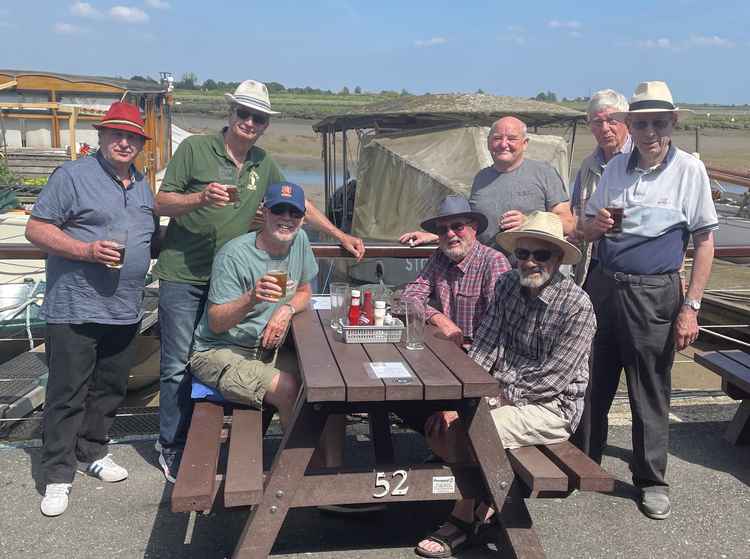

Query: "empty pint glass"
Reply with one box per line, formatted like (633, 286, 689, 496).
(405, 300, 425, 350)
(329, 282, 349, 331)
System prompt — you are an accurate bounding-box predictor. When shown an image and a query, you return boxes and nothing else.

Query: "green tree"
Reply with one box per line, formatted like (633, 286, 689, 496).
(203, 79, 218, 90)
(177, 72, 198, 89)
(339, 86, 350, 95)
(354, 86, 362, 94)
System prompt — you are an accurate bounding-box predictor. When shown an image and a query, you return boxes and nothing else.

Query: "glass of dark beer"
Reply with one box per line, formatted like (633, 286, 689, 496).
(105, 225, 127, 269)
(606, 201, 624, 236)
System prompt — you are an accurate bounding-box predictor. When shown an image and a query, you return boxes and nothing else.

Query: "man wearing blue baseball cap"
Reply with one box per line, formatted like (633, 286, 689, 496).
(188, 182, 317, 428)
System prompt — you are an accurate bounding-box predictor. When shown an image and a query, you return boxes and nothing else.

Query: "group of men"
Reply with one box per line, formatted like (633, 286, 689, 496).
(29, 77, 717, 559)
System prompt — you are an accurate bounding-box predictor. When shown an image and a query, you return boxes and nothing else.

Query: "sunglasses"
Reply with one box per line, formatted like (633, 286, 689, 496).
(630, 118, 671, 131)
(269, 204, 305, 219)
(235, 107, 269, 125)
(435, 221, 470, 236)
(514, 248, 555, 262)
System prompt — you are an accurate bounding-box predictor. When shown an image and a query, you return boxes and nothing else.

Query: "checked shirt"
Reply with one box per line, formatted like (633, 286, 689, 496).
(468, 270, 597, 429)
(400, 241, 510, 340)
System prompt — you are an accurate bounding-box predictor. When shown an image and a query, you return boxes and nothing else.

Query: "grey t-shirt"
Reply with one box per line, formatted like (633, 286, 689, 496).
(469, 159, 568, 246)
(193, 230, 318, 352)
(32, 153, 156, 325)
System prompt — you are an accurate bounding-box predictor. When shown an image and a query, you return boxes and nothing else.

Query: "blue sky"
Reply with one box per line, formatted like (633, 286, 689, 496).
(1, 1, 748, 104)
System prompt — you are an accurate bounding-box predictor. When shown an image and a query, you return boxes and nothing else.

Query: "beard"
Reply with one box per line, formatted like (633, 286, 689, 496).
(519, 267, 552, 289)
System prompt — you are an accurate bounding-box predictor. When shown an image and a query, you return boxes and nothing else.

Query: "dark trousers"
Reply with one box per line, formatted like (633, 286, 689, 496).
(42, 322, 140, 484)
(585, 266, 681, 490)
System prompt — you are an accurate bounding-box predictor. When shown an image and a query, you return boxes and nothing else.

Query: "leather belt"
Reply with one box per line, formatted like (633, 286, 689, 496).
(600, 267, 678, 286)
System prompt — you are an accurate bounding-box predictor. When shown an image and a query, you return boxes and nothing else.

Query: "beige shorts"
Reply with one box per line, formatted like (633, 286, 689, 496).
(489, 401, 572, 450)
(189, 345, 298, 409)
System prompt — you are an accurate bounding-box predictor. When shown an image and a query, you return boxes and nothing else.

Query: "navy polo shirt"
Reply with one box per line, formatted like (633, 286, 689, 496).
(32, 152, 156, 324)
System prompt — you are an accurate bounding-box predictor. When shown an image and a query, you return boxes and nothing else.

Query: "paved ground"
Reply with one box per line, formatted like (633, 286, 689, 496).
(1, 399, 748, 559)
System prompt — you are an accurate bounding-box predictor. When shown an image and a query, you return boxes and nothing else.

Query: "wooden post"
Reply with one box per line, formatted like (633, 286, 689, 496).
(695, 127, 700, 154)
(68, 107, 78, 160)
(50, 91, 60, 149)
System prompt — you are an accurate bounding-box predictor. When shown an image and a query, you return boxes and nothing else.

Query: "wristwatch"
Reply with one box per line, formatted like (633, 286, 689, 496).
(683, 298, 701, 311)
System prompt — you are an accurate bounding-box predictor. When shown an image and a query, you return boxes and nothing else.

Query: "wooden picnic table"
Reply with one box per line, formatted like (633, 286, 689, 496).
(232, 308, 548, 558)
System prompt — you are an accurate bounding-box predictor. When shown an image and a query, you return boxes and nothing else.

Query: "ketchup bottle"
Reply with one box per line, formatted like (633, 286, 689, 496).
(348, 289, 361, 325)
(360, 291, 374, 325)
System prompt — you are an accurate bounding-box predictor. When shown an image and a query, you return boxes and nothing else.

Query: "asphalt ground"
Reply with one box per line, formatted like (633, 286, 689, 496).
(1, 399, 748, 559)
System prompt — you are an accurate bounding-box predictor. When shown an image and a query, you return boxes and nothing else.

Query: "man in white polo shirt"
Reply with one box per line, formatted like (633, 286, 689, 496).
(582, 81, 718, 520)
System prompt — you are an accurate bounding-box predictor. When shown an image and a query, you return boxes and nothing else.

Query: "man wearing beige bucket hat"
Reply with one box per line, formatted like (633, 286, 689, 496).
(581, 81, 718, 519)
(413, 212, 596, 558)
(152, 80, 365, 482)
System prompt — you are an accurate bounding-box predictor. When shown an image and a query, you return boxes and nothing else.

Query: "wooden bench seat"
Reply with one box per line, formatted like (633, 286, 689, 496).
(694, 350, 750, 445)
(171, 401, 272, 513)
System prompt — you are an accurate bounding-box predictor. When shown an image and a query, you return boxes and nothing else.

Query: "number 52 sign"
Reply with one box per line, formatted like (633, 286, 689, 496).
(373, 470, 409, 498)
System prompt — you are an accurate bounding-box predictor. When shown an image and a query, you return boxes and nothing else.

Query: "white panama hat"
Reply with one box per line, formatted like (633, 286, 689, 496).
(613, 80, 689, 119)
(495, 211, 582, 265)
(224, 80, 279, 115)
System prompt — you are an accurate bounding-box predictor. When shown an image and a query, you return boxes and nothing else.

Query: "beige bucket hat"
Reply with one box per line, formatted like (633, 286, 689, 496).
(224, 80, 279, 115)
(495, 211, 582, 265)
(613, 80, 688, 119)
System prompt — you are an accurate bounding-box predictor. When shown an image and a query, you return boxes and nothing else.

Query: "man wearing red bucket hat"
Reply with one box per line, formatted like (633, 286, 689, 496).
(26, 101, 158, 516)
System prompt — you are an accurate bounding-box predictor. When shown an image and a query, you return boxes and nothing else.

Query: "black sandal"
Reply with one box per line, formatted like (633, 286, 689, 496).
(414, 515, 475, 558)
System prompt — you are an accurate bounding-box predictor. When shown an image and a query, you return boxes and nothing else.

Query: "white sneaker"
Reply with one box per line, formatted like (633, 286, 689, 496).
(154, 440, 162, 453)
(79, 454, 128, 482)
(41, 483, 72, 517)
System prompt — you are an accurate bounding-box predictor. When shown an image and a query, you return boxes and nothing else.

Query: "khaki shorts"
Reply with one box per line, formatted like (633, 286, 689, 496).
(489, 401, 571, 450)
(189, 345, 298, 409)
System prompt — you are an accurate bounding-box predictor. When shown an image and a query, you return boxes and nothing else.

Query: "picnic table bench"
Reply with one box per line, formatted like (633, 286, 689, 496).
(171, 308, 614, 558)
(694, 349, 750, 445)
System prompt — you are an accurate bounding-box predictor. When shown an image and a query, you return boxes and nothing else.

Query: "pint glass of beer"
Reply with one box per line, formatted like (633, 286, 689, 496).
(266, 260, 288, 300)
(105, 225, 128, 269)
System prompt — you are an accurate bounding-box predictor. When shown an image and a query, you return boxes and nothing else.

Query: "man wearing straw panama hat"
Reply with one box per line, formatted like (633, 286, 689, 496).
(152, 79, 364, 483)
(26, 102, 157, 516)
(581, 80, 718, 520)
(414, 212, 596, 558)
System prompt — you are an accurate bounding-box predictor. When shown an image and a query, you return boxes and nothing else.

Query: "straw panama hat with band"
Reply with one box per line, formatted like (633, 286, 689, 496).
(613, 80, 689, 119)
(224, 80, 280, 115)
(495, 211, 582, 265)
(92, 101, 150, 139)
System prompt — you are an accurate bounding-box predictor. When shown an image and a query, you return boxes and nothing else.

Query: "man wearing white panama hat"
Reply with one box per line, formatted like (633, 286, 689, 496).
(414, 212, 596, 558)
(582, 81, 718, 519)
(152, 80, 365, 482)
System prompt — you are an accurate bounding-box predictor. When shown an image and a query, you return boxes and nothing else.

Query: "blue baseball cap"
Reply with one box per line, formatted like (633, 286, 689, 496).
(264, 182, 306, 214)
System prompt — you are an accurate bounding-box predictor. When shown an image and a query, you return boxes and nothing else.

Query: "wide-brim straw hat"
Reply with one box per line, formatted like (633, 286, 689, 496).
(420, 195, 488, 235)
(92, 101, 150, 139)
(495, 211, 581, 265)
(224, 80, 279, 115)
(613, 80, 689, 120)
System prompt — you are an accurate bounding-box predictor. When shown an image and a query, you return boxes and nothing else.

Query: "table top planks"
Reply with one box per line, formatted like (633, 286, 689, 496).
(695, 350, 750, 394)
(292, 309, 497, 404)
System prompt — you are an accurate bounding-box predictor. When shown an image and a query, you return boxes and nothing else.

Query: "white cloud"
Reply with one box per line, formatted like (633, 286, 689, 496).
(637, 37, 673, 49)
(145, 0, 170, 9)
(109, 6, 149, 23)
(689, 35, 734, 48)
(547, 20, 581, 30)
(71, 2, 101, 18)
(414, 37, 447, 48)
(54, 22, 84, 34)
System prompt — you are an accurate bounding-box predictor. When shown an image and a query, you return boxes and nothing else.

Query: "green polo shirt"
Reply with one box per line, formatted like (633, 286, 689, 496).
(153, 130, 285, 285)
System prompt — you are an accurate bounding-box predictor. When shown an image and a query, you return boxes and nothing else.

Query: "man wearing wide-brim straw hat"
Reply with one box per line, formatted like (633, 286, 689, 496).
(414, 212, 596, 558)
(581, 80, 718, 520)
(26, 101, 158, 516)
(152, 80, 366, 483)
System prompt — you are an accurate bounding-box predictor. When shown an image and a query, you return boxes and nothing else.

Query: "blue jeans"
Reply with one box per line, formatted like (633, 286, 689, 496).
(158, 280, 209, 452)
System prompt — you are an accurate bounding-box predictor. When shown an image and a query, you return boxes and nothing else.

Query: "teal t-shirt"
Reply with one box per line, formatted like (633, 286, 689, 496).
(192, 230, 318, 352)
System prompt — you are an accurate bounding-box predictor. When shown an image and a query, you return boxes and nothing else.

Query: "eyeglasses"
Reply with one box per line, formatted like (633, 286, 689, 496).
(514, 248, 555, 262)
(235, 107, 269, 125)
(435, 221, 470, 236)
(269, 204, 305, 219)
(630, 118, 671, 131)
(491, 135, 524, 143)
(589, 117, 621, 128)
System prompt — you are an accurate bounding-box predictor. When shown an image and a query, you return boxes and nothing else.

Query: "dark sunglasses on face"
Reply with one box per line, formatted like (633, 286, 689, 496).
(631, 118, 671, 131)
(269, 204, 305, 219)
(514, 248, 555, 262)
(435, 221, 470, 236)
(235, 107, 269, 125)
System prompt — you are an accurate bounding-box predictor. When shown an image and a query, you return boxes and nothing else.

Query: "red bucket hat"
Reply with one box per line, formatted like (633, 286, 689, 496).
(93, 101, 150, 139)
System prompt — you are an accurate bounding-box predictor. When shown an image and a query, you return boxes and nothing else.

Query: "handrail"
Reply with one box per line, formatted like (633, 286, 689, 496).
(0, 242, 748, 260)
(707, 166, 750, 190)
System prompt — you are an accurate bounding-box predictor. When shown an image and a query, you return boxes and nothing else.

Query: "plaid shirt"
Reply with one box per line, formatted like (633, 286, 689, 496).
(468, 270, 596, 429)
(401, 241, 510, 340)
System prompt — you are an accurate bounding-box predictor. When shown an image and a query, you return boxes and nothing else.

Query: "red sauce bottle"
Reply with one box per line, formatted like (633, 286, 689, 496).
(360, 291, 374, 325)
(348, 289, 361, 325)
